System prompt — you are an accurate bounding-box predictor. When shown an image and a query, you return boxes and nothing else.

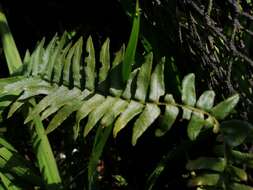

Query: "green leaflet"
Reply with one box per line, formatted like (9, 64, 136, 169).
(40, 88, 85, 120)
(187, 112, 206, 140)
(0, 10, 22, 75)
(40, 34, 57, 73)
(100, 99, 128, 127)
(122, 0, 140, 81)
(46, 99, 83, 134)
(228, 165, 247, 181)
(72, 37, 83, 88)
(53, 42, 72, 84)
(155, 94, 178, 137)
(0, 172, 22, 190)
(32, 38, 45, 76)
(74, 94, 105, 139)
(132, 103, 160, 146)
(149, 57, 165, 102)
(63, 40, 76, 87)
(196, 90, 215, 111)
(113, 100, 144, 138)
(44, 32, 67, 81)
(18, 85, 54, 100)
(85, 36, 96, 91)
(186, 157, 225, 172)
(182, 73, 196, 119)
(99, 38, 110, 83)
(211, 94, 239, 120)
(84, 97, 117, 137)
(229, 183, 253, 190)
(109, 45, 125, 96)
(24, 86, 68, 123)
(187, 174, 220, 187)
(121, 69, 138, 99)
(220, 120, 253, 147)
(0, 137, 16, 152)
(135, 53, 153, 102)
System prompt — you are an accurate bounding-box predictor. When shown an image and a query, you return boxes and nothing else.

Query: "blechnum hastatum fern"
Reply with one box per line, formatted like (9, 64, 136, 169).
(0, 32, 243, 188)
(0, 4, 252, 190)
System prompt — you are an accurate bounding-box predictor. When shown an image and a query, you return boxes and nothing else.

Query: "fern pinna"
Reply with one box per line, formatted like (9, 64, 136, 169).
(0, 33, 241, 188)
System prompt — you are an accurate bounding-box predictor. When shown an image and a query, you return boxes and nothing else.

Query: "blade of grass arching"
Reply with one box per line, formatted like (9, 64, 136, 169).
(0, 172, 22, 190)
(31, 115, 63, 189)
(122, 0, 140, 82)
(88, 124, 113, 190)
(0, 8, 22, 75)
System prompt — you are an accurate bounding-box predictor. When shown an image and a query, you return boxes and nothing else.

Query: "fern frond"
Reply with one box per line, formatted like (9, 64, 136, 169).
(0, 34, 240, 146)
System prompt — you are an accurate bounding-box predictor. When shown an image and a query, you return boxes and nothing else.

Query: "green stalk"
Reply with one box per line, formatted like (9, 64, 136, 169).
(31, 115, 63, 189)
(0, 7, 22, 74)
(122, 0, 140, 82)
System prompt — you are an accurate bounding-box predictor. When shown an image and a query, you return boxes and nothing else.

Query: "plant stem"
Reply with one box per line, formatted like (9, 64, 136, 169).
(0, 6, 22, 74)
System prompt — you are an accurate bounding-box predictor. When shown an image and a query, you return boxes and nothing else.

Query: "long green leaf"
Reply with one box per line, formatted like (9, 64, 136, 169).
(135, 52, 153, 102)
(84, 97, 117, 137)
(0, 147, 41, 185)
(32, 115, 62, 189)
(0, 10, 22, 74)
(85, 36, 96, 91)
(155, 94, 178, 137)
(187, 113, 206, 140)
(113, 100, 144, 138)
(46, 99, 83, 134)
(0, 172, 21, 190)
(211, 94, 239, 120)
(72, 37, 83, 88)
(132, 103, 160, 145)
(122, 0, 140, 81)
(100, 99, 128, 127)
(149, 57, 165, 102)
(99, 38, 110, 83)
(182, 73, 196, 119)
(74, 94, 105, 139)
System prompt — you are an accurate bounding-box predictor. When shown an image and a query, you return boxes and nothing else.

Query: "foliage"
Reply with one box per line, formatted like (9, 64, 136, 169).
(0, 1, 252, 190)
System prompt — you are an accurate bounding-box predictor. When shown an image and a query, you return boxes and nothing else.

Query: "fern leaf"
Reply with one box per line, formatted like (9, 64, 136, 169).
(113, 101, 144, 138)
(132, 103, 160, 145)
(211, 94, 240, 120)
(155, 94, 179, 137)
(135, 52, 153, 102)
(85, 36, 96, 91)
(99, 38, 110, 83)
(72, 37, 83, 88)
(149, 57, 165, 102)
(84, 97, 117, 137)
(182, 73, 196, 119)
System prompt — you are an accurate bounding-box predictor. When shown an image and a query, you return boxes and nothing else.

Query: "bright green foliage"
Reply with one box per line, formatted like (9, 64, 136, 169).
(0, 34, 241, 188)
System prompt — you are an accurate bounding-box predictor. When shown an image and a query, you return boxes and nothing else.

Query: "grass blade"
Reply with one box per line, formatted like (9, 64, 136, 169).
(0, 9, 22, 74)
(122, 0, 140, 81)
